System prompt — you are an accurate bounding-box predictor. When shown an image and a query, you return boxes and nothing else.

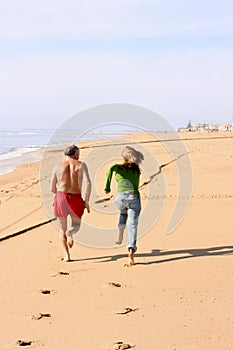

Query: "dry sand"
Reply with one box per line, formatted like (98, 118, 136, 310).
(0, 132, 233, 350)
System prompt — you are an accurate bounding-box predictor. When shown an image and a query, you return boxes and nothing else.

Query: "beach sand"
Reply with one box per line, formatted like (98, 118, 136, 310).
(0, 132, 233, 349)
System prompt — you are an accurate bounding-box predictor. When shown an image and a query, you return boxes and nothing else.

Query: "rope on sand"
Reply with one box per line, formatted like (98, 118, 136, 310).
(0, 218, 56, 242)
(94, 195, 113, 204)
(0, 205, 43, 232)
(78, 135, 233, 149)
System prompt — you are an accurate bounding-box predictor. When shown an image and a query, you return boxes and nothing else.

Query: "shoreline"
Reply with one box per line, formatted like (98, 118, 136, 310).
(0, 131, 140, 176)
(1, 130, 233, 176)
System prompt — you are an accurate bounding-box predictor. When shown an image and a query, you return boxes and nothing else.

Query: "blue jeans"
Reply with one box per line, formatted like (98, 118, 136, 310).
(114, 192, 141, 252)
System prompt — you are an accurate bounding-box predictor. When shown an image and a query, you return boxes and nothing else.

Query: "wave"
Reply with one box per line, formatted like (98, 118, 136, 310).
(0, 130, 54, 137)
(0, 146, 42, 161)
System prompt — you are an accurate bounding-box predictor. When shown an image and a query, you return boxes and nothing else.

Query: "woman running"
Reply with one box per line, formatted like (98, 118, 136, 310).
(104, 146, 144, 265)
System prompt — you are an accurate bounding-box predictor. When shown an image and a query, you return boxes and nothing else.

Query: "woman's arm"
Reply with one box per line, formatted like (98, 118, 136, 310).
(104, 164, 117, 193)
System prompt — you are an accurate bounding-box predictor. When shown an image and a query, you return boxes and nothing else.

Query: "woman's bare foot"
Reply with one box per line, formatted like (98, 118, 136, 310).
(115, 237, 123, 245)
(128, 248, 135, 266)
(115, 228, 124, 245)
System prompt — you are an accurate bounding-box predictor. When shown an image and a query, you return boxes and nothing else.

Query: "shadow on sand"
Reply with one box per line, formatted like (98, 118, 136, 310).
(70, 245, 233, 265)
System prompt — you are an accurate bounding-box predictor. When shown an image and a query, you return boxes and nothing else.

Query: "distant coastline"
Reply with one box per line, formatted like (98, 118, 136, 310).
(1, 128, 232, 176)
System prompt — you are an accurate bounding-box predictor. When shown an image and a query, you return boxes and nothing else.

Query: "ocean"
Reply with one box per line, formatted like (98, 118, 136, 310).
(0, 130, 50, 175)
(0, 128, 136, 175)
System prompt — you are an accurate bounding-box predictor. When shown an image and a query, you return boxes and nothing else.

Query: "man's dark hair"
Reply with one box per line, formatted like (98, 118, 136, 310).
(64, 144, 79, 156)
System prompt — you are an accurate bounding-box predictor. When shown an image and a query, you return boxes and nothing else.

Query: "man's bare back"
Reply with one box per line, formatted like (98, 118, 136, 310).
(51, 153, 91, 201)
(55, 159, 82, 193)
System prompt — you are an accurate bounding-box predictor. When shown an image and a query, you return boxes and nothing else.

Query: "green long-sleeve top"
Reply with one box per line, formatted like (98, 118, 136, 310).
(104, 164, 140, 195)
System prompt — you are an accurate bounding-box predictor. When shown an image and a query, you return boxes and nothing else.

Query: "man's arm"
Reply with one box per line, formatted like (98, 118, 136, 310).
(81, 162, 92, 212)
(51, 168, 58, 194)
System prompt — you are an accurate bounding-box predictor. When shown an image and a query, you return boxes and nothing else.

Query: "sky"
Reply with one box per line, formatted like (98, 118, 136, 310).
(0, 0, 233, 131)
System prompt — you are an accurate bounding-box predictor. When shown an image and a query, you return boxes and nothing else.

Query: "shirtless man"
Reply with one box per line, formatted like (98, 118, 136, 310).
(51, 144, 91, 261)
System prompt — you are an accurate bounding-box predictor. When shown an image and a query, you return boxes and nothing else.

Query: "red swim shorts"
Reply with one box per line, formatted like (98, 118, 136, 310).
(54, 191, 85, 219)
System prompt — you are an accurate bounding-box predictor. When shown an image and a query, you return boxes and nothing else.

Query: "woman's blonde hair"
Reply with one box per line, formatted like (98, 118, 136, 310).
(121, 146, 144, 165)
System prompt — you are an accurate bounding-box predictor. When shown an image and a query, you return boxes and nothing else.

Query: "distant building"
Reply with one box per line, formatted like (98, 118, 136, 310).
(178, 120, 193, 132)
(178, 121, 232, 132)
(187, 120, 192, 131)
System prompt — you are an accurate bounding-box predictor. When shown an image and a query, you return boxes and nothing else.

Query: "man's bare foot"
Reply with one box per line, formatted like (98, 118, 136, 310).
(124, 261, 136, 267)
(67, 237, 73, 248)
(63, 255, 71, 262)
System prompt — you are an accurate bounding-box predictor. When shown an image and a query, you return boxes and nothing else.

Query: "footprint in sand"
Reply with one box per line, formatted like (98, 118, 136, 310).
(40, 289, 51, 295)
(108, 341, 135, 349)
(108, 282, 122, 288)
(32, 313, 51, 320)
(39, 289, 57, 295)
(114, 307, 138, 315)
(50, 271, 70, 277)
(59, 271, 69, 275)
(16, 340, 33, 347)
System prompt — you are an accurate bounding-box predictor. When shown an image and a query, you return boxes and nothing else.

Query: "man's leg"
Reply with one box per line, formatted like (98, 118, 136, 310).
(66, 216, 81, 248)
(57, 217, 71, 261)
